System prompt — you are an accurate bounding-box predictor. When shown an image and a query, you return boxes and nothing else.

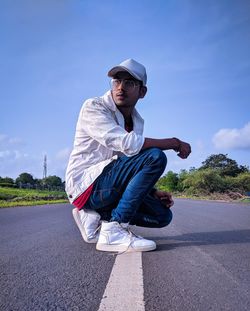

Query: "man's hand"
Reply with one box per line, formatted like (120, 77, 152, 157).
(154, 190, 174, 208)
(173, 139, 191, 159)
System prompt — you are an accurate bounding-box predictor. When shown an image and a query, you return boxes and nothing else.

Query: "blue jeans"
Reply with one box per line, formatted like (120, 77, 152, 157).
(84, 148, 173, 228)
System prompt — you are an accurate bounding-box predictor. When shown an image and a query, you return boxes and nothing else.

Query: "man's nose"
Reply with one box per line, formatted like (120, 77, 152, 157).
(117, 80, 125, 90)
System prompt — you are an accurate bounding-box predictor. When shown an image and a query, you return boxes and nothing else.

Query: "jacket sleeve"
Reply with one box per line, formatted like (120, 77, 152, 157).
(79, 99, 144, 157)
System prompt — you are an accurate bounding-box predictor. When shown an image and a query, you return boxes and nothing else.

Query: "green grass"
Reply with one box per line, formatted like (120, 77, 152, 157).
(1, 187, 249, 208)
(169, 190, 250, 203)
(240, 198, 250, 203)
(0, 187, 68, 208)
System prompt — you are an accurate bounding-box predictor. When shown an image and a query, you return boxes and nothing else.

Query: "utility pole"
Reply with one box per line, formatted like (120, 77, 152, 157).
(43, 155, 47, 179)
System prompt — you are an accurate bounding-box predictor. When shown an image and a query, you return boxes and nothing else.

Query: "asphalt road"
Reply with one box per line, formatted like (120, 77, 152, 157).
(0, 199, 250, 311)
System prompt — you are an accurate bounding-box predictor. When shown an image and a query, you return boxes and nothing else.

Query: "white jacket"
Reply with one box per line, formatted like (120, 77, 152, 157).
(65, 90, 145, 203)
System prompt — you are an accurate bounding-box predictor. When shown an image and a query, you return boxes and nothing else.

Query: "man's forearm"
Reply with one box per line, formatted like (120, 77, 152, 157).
(142, 137, 180, 151)
(142, 137, 191, 159)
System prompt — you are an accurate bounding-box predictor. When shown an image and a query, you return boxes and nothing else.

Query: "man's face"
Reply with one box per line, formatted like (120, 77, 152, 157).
(111, 71, 147, 108)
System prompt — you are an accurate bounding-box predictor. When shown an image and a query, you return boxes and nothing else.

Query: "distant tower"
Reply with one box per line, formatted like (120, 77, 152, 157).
(43, 155, 47, 179)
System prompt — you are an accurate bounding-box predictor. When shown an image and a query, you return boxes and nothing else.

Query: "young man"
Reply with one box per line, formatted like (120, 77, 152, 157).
(65, 59, 191, 253)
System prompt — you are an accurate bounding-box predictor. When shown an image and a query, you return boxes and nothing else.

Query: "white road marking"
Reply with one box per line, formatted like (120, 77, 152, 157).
(98, 252, 145, 311)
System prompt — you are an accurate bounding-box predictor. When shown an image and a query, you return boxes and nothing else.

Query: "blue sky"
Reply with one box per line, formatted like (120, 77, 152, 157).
(1, 0, 250, 180)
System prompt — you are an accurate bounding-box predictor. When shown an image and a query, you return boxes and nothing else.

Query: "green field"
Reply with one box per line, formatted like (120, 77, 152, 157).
(1, 187, 249, 208)
(0, 187, 68, 208)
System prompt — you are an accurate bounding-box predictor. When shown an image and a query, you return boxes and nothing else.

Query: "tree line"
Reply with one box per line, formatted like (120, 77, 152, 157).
(0, 173, 65, 191)
(1, 154, 249, 196)
(157, 154, 250, 197)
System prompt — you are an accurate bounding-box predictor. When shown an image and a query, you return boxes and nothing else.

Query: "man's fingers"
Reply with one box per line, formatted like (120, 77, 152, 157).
(178, 152, 188, 159)
(175, 141, 191, 159)
(178, 146, 191, 159)
(161, 198, 174, 208)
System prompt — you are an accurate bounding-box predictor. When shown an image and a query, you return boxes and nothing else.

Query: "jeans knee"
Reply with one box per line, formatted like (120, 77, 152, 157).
(146, 147, 167, 165)
(159, 209, 173, 228)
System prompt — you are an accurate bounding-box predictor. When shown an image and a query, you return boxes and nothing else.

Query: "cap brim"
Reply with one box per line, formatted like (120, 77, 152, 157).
(107, 66, 142, 82)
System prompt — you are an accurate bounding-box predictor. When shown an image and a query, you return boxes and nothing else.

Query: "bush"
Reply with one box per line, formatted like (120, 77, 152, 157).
(157, 171, 179, 191)
(177, 169, 190, 192)
(0, 183, 16, 188)
(225, 172, 250, 194)
(182, 169, 226, 194)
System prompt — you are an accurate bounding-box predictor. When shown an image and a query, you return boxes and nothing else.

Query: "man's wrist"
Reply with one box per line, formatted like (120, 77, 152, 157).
(150, 187, 157, 195)
(172, 137, 181, 151)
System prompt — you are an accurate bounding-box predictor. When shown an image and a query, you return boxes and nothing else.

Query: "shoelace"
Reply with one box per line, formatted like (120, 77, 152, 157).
(89, 222, 101, 239)
(87, 218, 101, 239)
(116, 224, 142, 255)
(98, 222, 142, 256)
(93, 223, 101, 235)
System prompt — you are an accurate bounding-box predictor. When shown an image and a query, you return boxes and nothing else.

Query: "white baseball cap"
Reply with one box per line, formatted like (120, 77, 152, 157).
(108, 58, 147, 86)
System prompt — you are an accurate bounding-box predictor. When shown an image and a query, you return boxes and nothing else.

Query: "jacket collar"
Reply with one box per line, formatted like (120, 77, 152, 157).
(103, 90, 116, 112)
(102, 90, 144, 130)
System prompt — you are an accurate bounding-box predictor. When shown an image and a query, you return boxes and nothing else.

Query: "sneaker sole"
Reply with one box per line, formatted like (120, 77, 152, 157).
(72, 208, 98, 244)
(96, 242, 156, 253)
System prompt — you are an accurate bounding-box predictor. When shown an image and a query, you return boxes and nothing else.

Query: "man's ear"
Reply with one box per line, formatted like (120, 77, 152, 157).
(139, 86, 147, 98)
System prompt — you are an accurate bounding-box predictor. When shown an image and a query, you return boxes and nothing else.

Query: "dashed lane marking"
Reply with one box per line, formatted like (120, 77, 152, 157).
(98, 252, 145, 311)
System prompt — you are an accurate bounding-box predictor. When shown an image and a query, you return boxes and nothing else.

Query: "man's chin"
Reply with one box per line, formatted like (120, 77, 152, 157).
(114, 99, 127, 106)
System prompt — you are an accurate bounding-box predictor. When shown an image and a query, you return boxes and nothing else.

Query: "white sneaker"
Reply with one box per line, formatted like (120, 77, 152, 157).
(72, 208, 101, 243)
(96, 221, 156, 253)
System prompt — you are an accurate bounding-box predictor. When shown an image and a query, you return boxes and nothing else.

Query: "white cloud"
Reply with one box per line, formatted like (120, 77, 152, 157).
(9, 137, 24, 146)
(0, 134, 8, 142)
(0, 133, 25, 148)
(213, 122, 250, 150)
(0, 133, 38, 178)
(0, 136, 70, 179)
(0, 150, 11, 159)
(0, 150, 25, 160)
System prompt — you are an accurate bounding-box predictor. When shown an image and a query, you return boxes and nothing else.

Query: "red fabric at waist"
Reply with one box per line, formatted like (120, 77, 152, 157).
(73, 183, 94, 210)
